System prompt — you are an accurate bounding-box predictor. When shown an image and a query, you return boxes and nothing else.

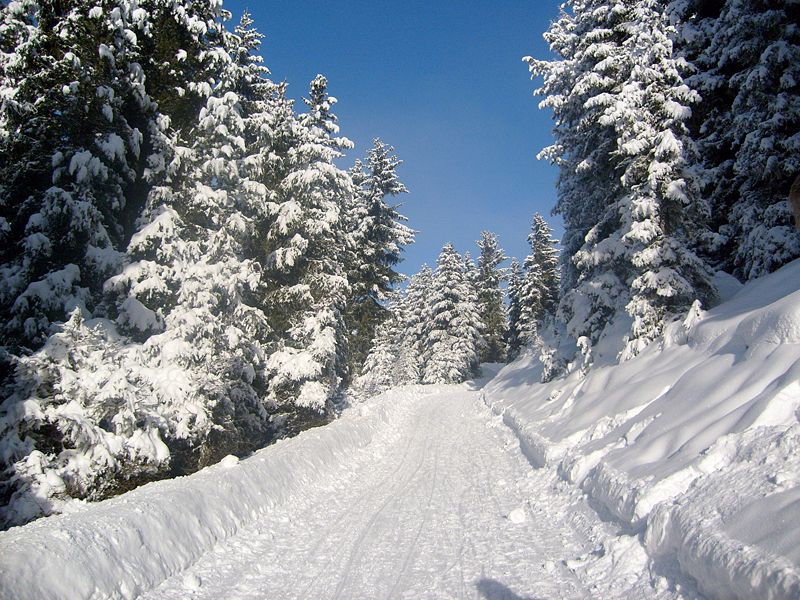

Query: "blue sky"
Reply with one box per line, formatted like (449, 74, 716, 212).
(223, 0, 562, 275)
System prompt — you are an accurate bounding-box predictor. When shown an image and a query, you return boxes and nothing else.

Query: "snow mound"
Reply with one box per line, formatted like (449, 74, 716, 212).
(484, 259, 800, 600)
(507, 507, 526, 523)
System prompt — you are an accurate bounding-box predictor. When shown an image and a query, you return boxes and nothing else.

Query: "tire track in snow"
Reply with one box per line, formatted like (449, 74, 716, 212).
(143, 386, 596, 599)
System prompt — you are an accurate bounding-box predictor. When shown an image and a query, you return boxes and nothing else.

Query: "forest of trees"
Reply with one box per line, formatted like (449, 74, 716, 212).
(0, 0, 798, 528)
(527, 0, 799, 363)
(352, 218, 560, 397)
(0, 2, 413, 527)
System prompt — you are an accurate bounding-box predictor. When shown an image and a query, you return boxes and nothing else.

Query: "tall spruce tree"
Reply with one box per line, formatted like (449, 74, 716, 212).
(672, 0, 800, 280)
(0, 0, 248, 526)
(475, 231, 508, 363)
(261, 75, 354, 433)
(529, 0, 716, 359)
(344, 139, 414, 376)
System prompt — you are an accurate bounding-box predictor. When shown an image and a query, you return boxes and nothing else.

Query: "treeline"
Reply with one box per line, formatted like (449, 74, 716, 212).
(0, 2, 411, 526)
(527, 0, 799, 365)
(353, 216, 559, 396)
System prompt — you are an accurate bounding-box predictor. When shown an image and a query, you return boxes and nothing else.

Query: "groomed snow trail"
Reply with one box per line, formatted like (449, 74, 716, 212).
(143, 386, 593, 600)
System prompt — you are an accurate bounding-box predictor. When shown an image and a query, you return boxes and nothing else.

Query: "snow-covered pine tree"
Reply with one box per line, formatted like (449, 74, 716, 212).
(516, 214, 560, 346)
(0, 1, 157, 356)
(475, 231, 508, 363)
(505, 258, 525, 361)
(529, 0, 716, 359)
(351, 293, 405, 399)
(261, 75, 355, 434)
(528, 214, 561, 317)
(422, 244, 483, 384)
(0, 0, 254, 526)
(526, 0, 625, 299)
(344, 139, 414, 376)
(674, 0, 800, 279)
(396, 264, 434, 384)
(106, 5, 276, 468)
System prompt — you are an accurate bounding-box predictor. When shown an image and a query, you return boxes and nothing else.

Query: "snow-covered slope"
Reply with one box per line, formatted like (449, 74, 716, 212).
(483, 259, 800, 600)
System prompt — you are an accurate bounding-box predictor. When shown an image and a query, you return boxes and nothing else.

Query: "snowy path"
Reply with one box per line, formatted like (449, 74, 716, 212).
(142, 387, 592, 600)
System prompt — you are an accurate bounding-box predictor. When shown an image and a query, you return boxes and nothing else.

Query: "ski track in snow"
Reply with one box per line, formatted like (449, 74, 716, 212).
(141, 387, 593, 600)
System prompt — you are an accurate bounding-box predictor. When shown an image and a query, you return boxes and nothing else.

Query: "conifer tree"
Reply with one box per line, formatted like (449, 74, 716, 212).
(351, 294, 404, 399)
(0, 0, 162, 355)
(261, 75, 354, 432)
(529, 0, 716, 358)
(344, 139, 414, 374)
(0, 0, 243, 525)
(673, 0, 800, 279)
(396, 264, 434, 383)
(505, 258, 525, 361)
(475, 231, 508, 362)
(422, 244, 483, 384)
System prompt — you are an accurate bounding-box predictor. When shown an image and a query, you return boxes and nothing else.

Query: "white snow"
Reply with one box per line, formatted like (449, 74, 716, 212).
(484, 258, 800, 599)
(0, 383, 654, 600)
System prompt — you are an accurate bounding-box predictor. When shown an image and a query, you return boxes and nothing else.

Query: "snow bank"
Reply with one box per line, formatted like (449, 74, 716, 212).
(484, 259, 800, 600)
(0, 386, 432, 600)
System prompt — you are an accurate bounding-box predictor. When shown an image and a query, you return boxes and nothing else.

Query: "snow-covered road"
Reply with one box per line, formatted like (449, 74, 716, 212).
(142, 386, 589, 599)
(1, 382, 684, 600)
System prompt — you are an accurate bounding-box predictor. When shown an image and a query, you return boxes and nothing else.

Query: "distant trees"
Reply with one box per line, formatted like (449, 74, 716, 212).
(423, 244, 483, 384)
(356, 221, 563, 393)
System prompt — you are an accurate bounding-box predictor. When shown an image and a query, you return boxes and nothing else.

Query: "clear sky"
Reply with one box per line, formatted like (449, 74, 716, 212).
(223, 0, 562, 276)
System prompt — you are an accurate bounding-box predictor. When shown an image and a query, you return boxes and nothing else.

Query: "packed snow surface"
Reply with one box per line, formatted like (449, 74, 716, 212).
(0, 381, 679, 600)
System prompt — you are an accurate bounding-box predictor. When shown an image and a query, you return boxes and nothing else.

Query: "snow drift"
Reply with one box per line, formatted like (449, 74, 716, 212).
(483, 259, 800, 600)
(0, 386, 434, 600)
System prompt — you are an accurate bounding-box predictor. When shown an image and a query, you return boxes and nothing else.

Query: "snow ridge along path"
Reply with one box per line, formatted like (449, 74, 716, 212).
(0, 380, 683, 599)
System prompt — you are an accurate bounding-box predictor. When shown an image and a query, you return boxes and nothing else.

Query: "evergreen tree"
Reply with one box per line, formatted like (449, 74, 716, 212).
(351, 294, 404, 399)
(396, 264, 434, 384)
(261, 75, 354, 433)
(673, 0, 800, 279)
(505, 258, 525, 361)
(422, 244, 483, 384)
(0, 0, 162, 356)
(529, 0, 716, 359)
(475, 231, 508, 363)
(529, 214, 561, 316)
(0, 0, 242, 525)
(106, 8, 272, 466)
(344, 139, 414, 375)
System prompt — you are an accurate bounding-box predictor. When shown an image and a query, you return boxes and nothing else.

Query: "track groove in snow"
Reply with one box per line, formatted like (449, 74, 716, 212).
(1, 383, 684, 599)
(138, 387, 593, 599)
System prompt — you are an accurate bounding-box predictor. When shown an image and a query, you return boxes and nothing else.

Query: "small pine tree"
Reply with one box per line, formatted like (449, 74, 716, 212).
(396, 264, 434, 383)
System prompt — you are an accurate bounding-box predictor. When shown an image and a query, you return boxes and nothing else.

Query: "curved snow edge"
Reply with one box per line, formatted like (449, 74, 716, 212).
(646, 501, 800, 600)
(0, 386, 426, 600)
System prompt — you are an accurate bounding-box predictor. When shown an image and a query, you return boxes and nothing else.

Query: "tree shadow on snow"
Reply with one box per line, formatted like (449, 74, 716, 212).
(465, 363, 507, 391)
(475, 578, 546, 600)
